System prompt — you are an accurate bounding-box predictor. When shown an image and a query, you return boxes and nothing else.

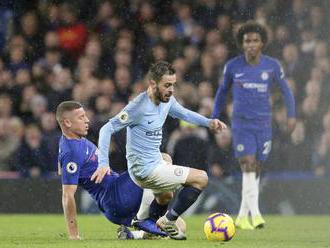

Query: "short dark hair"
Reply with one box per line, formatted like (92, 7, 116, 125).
(148, 61, 176, 83)
(56, 101, 83, 123)
(236, 21, 268, 48)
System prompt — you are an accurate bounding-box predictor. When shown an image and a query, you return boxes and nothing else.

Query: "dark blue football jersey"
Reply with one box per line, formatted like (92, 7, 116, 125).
(58, 135, 142, 225)
(212, 54, 295, 123)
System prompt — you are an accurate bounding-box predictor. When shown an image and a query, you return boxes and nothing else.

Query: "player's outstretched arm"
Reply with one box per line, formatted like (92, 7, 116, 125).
(95, 100, 139, 183)
(93, 121, 115, 183)
(209, 119, 227, 133)
(62, 184, 81, 240)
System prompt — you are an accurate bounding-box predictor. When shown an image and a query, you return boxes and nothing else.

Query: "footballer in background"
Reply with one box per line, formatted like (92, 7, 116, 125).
(212, 21, 296, 230)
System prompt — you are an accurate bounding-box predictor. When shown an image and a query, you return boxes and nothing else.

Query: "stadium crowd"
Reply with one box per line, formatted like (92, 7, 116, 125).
(0, 0, 329, 178)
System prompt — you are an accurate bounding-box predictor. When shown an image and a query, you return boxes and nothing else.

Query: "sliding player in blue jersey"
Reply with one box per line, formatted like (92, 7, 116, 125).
(212, 22, 296, 230)
(56, 101, 185, 240)
(92, 61, 227, 240)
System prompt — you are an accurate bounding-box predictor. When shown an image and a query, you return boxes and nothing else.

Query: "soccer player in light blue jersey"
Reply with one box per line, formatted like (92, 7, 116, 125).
(92, 61, 227, 240)
(212, 22, 296, 229)
(56, 101, 185, 240)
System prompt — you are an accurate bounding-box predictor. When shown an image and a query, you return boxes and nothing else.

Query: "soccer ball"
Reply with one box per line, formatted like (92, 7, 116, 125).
(204, 213, 235, 241)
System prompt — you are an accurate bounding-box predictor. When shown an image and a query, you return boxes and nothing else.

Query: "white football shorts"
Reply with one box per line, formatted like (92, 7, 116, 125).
(133, 159, 190, 194)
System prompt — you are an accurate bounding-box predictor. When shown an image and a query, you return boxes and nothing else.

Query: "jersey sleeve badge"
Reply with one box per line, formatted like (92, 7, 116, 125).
(118, 111, 129, 123)
(66, 162, 78, 174)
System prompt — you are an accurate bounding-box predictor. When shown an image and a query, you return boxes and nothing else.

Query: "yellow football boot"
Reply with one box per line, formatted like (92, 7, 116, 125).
(252, 215, 266, 229)
(235, 217, 254, 230)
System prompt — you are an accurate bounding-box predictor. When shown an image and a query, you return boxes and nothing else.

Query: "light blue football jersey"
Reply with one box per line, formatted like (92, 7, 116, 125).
(98, 91, 211, 179)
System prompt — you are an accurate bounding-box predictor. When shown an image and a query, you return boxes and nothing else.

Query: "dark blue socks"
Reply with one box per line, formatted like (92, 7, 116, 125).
(149, 199, 168, 221)
(166, 186, 202, 221)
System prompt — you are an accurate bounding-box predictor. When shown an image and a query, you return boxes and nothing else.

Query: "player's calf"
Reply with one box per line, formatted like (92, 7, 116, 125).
(164, 168, 207, 222)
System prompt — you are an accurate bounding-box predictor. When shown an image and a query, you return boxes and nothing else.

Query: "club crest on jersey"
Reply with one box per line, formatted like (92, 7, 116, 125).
(174, 168, 183, 176)
(261, 72, 269, 80)
(118, 111, 129, 123)
(237, 144, 244, 152)
(66, 162, 78, 174)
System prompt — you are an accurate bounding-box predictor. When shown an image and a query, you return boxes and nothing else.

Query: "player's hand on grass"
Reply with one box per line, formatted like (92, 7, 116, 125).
(69, 235, 82, 240)
(91, 166, 111, 183)
(209, 119, 227, 133)
(69, 234, 82, 240)
(287, 117, 296, 134)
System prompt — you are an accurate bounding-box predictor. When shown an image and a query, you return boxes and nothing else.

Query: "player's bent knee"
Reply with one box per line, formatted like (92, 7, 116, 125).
(155, 191, 173, 205)
(186, 168, 208, 189)
(199, 170, 208, 189)
(194, 170, 208, 189)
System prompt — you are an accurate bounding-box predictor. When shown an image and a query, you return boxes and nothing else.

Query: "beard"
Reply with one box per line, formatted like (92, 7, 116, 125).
(155, 86, 170, 102)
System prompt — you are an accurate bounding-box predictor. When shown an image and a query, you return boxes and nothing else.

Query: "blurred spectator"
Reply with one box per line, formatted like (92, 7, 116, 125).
(40, 112, 60, 170)
(57, 3, 88, 61)
(282, 43, 309, 88)
(37, 47, 62, 72)
(19, 84, 37, 122)
(208, 129, 237, 178)
(8, 117, 24, 142)
(198, 97, 214, 118)
(0, 8, 13, 53)
(18, 11, 44, 60)
(287, 120, 311, 170)
(16, 124, 52, 177)
(313, 131, 330, 177)
(200, 51, 218, 85)
(136, 1, 156, 25)
(7, 46, 29, 74)
(172, 121, 209, 171)
(0, 118, 19, 170)
(113, 66, 132, 103)
(300, 28, 316, 56)
(0, 94, 13, 118)
(231, 0, 256, 21)
(267, 25, 291, 58)
(159, 25, 183, 61)
(173, 2, 196, 38)
(43, 3, 61, 29)
(196, 0, 224, 28)
(45, 67, 72, 111)
(29, 94, 48, 123)
(98, 78, 115, 98)
(285, 0, 308, 33)
(308, 4, 328, 40)
(198, 81, 214, 99)
(93, 0, 115, 33)
(267, 107, 290, 170)
(312, 112, 330, 176)
(44, 31, 59, 49)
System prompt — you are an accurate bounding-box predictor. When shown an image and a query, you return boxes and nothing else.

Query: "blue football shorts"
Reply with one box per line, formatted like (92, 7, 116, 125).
(232, 124, 272, 162)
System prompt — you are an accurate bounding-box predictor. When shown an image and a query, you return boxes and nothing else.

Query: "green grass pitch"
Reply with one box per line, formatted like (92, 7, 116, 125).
(0, 214, 329, 248)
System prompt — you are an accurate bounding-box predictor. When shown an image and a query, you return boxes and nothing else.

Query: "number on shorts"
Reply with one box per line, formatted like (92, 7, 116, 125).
(262, 141, 272, 155)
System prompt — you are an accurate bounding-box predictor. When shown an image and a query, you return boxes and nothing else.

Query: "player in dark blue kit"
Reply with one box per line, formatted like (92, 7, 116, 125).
(212, 22, 296, 230)
(56, 101, 184, 240)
